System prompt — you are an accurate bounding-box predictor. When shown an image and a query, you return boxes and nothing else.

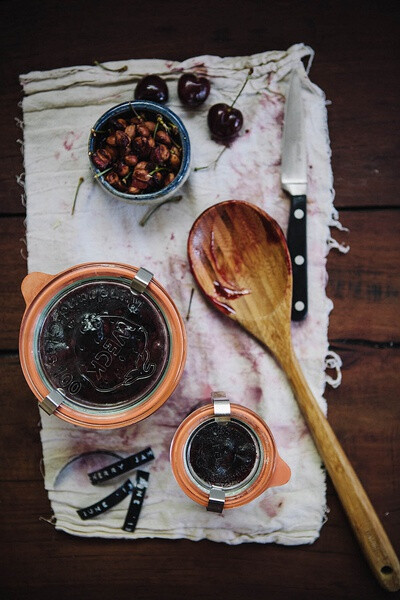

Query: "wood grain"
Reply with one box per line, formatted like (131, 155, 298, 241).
(0, 217, 27, 349)
(1, 0, 399, 598)
(1, 3, 399, 215)
(327, 210, 400, 341)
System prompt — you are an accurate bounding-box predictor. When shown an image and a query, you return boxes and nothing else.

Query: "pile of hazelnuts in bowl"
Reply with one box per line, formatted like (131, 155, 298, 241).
(88, 100, 191, 204)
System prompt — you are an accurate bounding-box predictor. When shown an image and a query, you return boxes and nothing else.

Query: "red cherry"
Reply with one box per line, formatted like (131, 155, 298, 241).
(134, 75, 168, 103)
(207, 103, 243, 142)
(178, 73, 210, 106)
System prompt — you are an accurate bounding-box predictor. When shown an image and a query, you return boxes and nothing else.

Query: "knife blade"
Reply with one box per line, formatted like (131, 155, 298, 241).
(281, 68, 308, 321)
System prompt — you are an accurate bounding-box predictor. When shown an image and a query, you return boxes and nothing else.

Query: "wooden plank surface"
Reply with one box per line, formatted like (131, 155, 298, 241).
(1, 1, 399, 599)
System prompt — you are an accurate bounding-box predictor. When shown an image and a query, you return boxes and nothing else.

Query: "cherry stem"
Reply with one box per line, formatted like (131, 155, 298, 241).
(149, 166, 168, 176)
(139, 195, 182, 227)
(230, 67, 254, 109)
(94, 61, 128, 73)
(157, 115, 170, 132)
(129, 102, 143, 120)
(71, 177, 84, 216)
(186, 288, 195, 320)
(122, 169, 133, 184)
(94, 167, 112, 179)
(157, 115, 181, 149)
(194, 146, 227, 172)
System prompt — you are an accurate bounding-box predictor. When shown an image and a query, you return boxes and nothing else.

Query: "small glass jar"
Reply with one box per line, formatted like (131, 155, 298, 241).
(170, 392, 291, 512)
(19, 262, 186, 429)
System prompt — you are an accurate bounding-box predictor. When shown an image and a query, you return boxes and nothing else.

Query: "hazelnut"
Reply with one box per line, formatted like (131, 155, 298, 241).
(152, 171, 164, 187)
(105, 144, 119, 160)
(110, 117, 128, 130)
(116, 162, 130, 177)
(164, 172, 175, 186)
(131, 176, 148, 190)
(92, 148, 112, 169)
(169, 152, 181, 171)
(125, 124, 136, 139)
(148, 136, 156, 150)
(137, 124, 151, 137)
(135, 160, 149, 171)
(106, 171, 119, 185)
(105, 171, 126, 191)
(115, 130, 131, 148)
(132, 136, 152, 158)
(106, 134, 117, 146)
(124, 153, 139, 167)
(170, 145, 181, 157)
(134, 168, 152, 183)
(155, 130, 172, 146)
(152, 143, 170, 164)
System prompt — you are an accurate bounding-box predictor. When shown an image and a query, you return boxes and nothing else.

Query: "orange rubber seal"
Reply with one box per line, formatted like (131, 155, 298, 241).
(170, 402, 290, 509)
(19, 262, 186, 429)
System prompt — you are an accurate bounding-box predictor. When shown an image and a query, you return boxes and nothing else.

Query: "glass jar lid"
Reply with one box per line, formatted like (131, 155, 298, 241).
(35, 276, 170, 413)
(185, 417, 262, 495)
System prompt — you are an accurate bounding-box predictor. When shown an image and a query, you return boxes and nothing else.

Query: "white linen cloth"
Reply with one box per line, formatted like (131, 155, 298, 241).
(20, 43, 343, 543)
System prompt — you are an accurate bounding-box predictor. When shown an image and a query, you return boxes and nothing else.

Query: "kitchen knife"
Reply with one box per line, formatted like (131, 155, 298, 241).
(281, 68, 308, 321)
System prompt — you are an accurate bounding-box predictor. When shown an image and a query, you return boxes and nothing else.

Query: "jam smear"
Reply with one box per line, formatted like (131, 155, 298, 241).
(188, 420, 257, 487)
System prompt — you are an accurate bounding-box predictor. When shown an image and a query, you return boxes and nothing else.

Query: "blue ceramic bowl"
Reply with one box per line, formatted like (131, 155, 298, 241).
(88, 101, 191, 205)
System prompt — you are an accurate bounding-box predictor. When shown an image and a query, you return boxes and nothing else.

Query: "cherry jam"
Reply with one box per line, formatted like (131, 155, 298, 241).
(187, 419, 258, 488)
(36, 279, 170, 409)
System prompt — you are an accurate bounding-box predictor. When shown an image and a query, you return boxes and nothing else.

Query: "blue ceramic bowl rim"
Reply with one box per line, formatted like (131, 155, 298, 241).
(88, 100, 191, 204)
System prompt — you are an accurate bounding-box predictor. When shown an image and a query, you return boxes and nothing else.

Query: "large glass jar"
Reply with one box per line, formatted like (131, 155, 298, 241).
(19, 263, 186, 429)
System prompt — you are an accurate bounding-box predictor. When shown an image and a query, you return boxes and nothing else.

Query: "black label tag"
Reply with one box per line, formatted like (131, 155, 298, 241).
(88, 447, 154, 485)
(77, 479, 134, 520)
(122, 470, 150, 533)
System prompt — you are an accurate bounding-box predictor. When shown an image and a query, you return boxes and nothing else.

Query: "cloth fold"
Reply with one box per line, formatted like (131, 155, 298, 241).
(20, 43, 339, 544)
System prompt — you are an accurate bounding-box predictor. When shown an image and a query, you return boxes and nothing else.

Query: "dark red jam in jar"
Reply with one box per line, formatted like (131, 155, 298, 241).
(37, 279, 169, 409)
(170, 397, 291, 511)
(19, 263, 186, 429)
(187, 420, 259, 488)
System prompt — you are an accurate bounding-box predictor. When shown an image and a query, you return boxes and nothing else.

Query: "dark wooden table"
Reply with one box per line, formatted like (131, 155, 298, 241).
(1, 1, 399, 598)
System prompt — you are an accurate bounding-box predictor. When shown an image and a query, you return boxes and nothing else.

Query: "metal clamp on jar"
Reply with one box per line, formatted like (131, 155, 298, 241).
(170, 392, 291, 512)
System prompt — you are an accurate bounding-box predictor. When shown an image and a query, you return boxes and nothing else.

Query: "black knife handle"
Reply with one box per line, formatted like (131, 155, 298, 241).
(287, 194, 308, 321)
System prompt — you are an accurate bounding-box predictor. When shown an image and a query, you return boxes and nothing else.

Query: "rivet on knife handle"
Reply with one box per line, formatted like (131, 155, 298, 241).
(287, 194, 307, 320)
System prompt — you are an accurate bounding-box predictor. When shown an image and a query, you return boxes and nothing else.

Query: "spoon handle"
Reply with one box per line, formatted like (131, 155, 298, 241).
(285, 348, 400, 592)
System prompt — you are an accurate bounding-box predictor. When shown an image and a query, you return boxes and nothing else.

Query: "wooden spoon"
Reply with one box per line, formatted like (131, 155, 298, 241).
(188, 199, 400, 592)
